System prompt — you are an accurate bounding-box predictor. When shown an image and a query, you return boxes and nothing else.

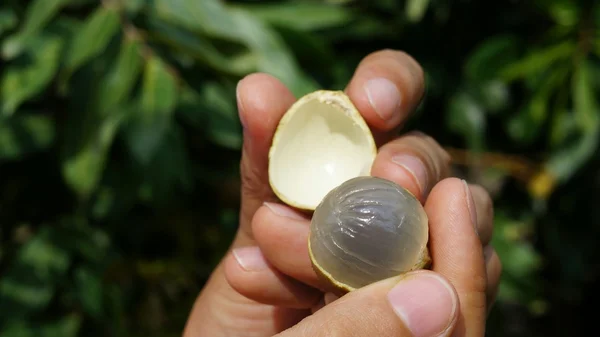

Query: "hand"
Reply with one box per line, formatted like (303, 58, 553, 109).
(182, 49, 502, 337)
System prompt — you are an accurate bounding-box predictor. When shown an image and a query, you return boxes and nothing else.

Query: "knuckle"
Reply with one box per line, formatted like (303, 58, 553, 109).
(240, 157, 269, 199)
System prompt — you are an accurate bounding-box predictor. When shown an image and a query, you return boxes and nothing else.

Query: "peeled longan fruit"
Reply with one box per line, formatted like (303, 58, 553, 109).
(308, 176, 431, 294)
(268, 90, 431, 294)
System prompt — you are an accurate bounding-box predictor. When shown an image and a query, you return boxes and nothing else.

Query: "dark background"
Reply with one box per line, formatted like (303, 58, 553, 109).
(1, 0, 599, 336)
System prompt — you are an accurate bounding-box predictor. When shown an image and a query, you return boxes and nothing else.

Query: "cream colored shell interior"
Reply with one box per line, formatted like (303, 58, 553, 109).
(268, 90, 377, 210)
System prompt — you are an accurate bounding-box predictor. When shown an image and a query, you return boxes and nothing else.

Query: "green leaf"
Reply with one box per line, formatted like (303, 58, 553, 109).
(0, 227, 71, 317)
(177, 83, 242, 149)
(152, 0, 240, 41)
(0, 8, 17, 36)
(538, 0, 581, 26)
(571, 60, 600, 131)
(1, 34, 64, 116)
(61, 6, 121, 84)
(200, 84, 241, 149)
(467, 80, 511, 114)
(53, 216, 112, 264)
(41, 314, 82, 337)
(507, 65, 569, 144)
(545, 60, 600, 181)
(62, 110, 125, 199)
(135, 124, 193, 204)
(96, 38, 143, 113)
(74, 268, 104, 319)
(125, 56, 179, 165)
(446, 91, 486, 151)
(2, 314, 82, 337)
(151, 0, 318, 96)
(465, 35, 520, 83)
(406, 0, 430, 23)
(1, 0, 69, 59)
(500, 41, 575, 82)
(237, 2, 354, 31)
(228, 8, 318, 96)
(0, 114, 55, 160)
(124, 0, 147, 14)
(146, 17, 256, 75)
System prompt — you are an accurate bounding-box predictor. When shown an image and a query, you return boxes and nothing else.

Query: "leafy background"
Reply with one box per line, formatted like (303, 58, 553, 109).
(1, 0, 599, 336)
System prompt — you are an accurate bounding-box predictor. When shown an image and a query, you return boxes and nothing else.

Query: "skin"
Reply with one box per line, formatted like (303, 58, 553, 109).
(182, 49, 502, 337)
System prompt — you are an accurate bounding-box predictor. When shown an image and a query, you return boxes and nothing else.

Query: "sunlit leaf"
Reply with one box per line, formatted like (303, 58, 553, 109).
(0, 114, 55, 160)
(0, 34, 64, 116)
(500, 41, 575, 82)
(125, 56, 179, 165)
(228, 8, 318, 96)
(237, 2, 354, 31)
(61, 6, 121, 84)
(146, 17, 256, 75)
(406, 0, 430, 22)
(545, 60, 600, 182)
(1, 0, 69, 59)
(152, 0, 239, 41)
(571, 60, 600, 131)
(151, 0, 318, 96)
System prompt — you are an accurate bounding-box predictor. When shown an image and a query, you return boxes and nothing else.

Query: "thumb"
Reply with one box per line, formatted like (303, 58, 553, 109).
(278, 270, 459, 337)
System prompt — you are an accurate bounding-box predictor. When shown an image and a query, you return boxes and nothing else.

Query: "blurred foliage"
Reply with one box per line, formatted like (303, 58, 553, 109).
(1, 0, 599, 336)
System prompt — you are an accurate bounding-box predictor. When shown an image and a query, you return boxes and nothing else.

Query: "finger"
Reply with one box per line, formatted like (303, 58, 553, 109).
(344, 49, 425, 141)
(251, 202, 326, 290)
(183, 75, 298, 337)
(425, 178, 488, 337)
(484, 245, 502, 315)
(236, 73, 296, 245)
(468, 184, 495, 246)
(371, 131, 451, 202)
(310, 293, 338, 314)
(277, 270, 459, 337)
(223, 246, 322, 309)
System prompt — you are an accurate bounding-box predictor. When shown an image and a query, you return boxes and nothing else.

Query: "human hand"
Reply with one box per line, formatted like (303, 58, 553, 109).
(182, 49, 502, 337)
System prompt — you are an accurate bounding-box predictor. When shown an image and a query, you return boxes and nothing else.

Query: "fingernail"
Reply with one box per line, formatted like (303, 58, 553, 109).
(462, 179, 478, 232)
(388, 273, 457, 337)
(392, 154, 428, 195)
(236, 80, 247, 129)
(365, 78, 401, 121)
(232, 246, 269, 272)
(264, 202, 305, 220)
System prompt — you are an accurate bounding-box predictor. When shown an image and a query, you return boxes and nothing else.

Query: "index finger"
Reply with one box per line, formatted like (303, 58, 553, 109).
(344, 49, 426, 143)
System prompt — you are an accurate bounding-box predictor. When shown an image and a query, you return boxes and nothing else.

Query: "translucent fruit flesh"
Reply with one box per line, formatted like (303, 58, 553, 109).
(309, 176, 431, 292)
